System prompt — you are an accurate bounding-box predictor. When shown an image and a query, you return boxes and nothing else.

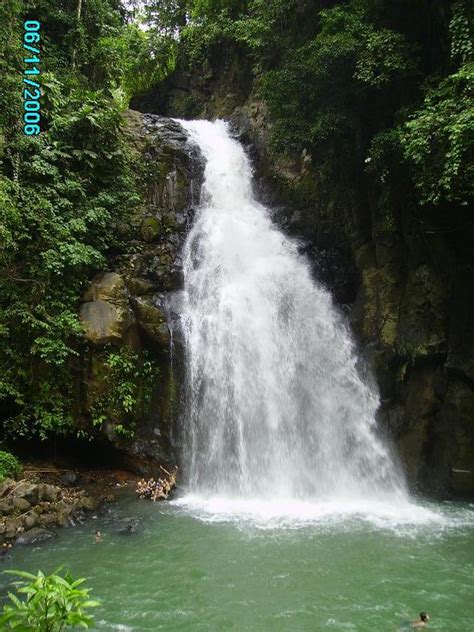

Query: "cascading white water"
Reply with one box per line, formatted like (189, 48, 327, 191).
(179, 119, 407, 508)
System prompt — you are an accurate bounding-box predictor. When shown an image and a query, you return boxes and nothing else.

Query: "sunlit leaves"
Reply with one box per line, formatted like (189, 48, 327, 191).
(0, 569, 99, 631)
(400, 62, 474, 205)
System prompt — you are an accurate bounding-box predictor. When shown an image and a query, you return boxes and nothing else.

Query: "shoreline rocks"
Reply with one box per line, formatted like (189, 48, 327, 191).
(0, 478, 99, 551)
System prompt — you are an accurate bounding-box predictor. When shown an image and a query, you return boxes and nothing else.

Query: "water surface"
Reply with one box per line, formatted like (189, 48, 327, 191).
(2, 494, 473, 631)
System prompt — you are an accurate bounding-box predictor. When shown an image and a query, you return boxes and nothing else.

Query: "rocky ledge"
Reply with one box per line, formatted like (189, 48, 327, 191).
(0, 478, 97, 551)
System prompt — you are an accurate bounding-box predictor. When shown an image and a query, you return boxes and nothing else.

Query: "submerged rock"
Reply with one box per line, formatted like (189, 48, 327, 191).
(16, 527, 56, 546)
(117, 518, 141, 535)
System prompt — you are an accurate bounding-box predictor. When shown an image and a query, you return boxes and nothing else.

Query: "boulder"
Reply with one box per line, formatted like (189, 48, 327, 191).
(83, 272, 126, 303)
(140, 217, 161, 242)
(0, 479, 15, 497)
(54, 502, 74, 527)
(0, 499, 14, 515)
(2, 517, 21, 540)
(23, 511, 39, 530)
(15, 482, 39, 505)
(80, 300, 131, 345)
(126, 277, 155, 296)
(38, 512, 58, 527)
(60, 471, 78, 487)
(12, 497, 30, 512)
(133, 297, 170, 346)
(78, 496, 98, 511)
(16, 527, 56, 546)
(38, 484, 61, 503)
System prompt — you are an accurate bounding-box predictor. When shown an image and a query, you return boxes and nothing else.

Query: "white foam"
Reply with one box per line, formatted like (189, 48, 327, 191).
(171, 494, 470, 533)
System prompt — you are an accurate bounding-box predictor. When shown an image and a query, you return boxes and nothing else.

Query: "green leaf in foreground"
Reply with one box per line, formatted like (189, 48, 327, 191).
(0, 568, 99, 631)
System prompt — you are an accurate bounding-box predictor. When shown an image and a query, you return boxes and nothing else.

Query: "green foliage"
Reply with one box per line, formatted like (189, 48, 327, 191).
(400, 62, 474, 205)
(180, 0, 471, 211)
(261, 1, 416, 171)
(354, 27, 417, 88)
(368, 3, 474, 207)
(0, 0, 143, 439)
(2, 0, 472, 442)
(0, 569, 99, 631)
(114, 26, 177, 102)
(450, 0, 473, 64)
(91, 348, 159, 438)
(0, 97, 137, 437)
(143, 0, 188, 36)
(191, 0, 246, 19)
(0, 451, 21, 482)
(152, 0, 297, 68)
(0, 0, 22, 136)
(175, 0, 473, 211)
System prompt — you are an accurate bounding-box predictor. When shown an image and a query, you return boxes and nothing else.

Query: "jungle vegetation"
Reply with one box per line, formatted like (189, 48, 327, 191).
(0, 0, 472, 440)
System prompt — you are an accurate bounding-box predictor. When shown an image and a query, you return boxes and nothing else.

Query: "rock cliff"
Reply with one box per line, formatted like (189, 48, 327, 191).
(76, 112, 203, 474)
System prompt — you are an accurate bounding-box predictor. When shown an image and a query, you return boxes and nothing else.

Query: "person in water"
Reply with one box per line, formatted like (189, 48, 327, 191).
(411, 612, 429, 628)
(94, 530, 102, 543)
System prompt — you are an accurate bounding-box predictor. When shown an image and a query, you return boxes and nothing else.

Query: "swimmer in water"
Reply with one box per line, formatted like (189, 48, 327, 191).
(411, 612, 429, 628)
(94, 530, 102, 543)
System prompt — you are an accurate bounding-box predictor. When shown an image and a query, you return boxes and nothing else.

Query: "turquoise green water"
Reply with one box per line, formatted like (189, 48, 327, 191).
(1, 494, 473, 631)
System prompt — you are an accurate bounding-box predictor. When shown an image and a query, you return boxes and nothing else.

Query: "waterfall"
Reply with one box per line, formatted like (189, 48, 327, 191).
(179, 119, 407, 505)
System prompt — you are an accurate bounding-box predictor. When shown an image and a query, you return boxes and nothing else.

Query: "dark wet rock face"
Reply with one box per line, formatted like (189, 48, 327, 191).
(76, 112, 204, 474)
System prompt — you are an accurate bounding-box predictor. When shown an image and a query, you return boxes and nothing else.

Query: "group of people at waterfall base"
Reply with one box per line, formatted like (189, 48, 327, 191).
(135, 465, 178, 502)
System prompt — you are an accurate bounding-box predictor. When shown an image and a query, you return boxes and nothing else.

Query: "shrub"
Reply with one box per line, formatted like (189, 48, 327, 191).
(0, 450, 20, 481)
(400, 62, 474, 205)
(91, 347, 159, 438)
(0, 569, 99, 631)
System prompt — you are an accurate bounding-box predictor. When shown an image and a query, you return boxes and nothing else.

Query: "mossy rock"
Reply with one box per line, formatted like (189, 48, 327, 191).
(79, 300, 131, 345)
(140, 217, 161, 242)
(126, 277, 155, 296)
(83, 272, 126, 303)
(133, 297, 170, 347)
